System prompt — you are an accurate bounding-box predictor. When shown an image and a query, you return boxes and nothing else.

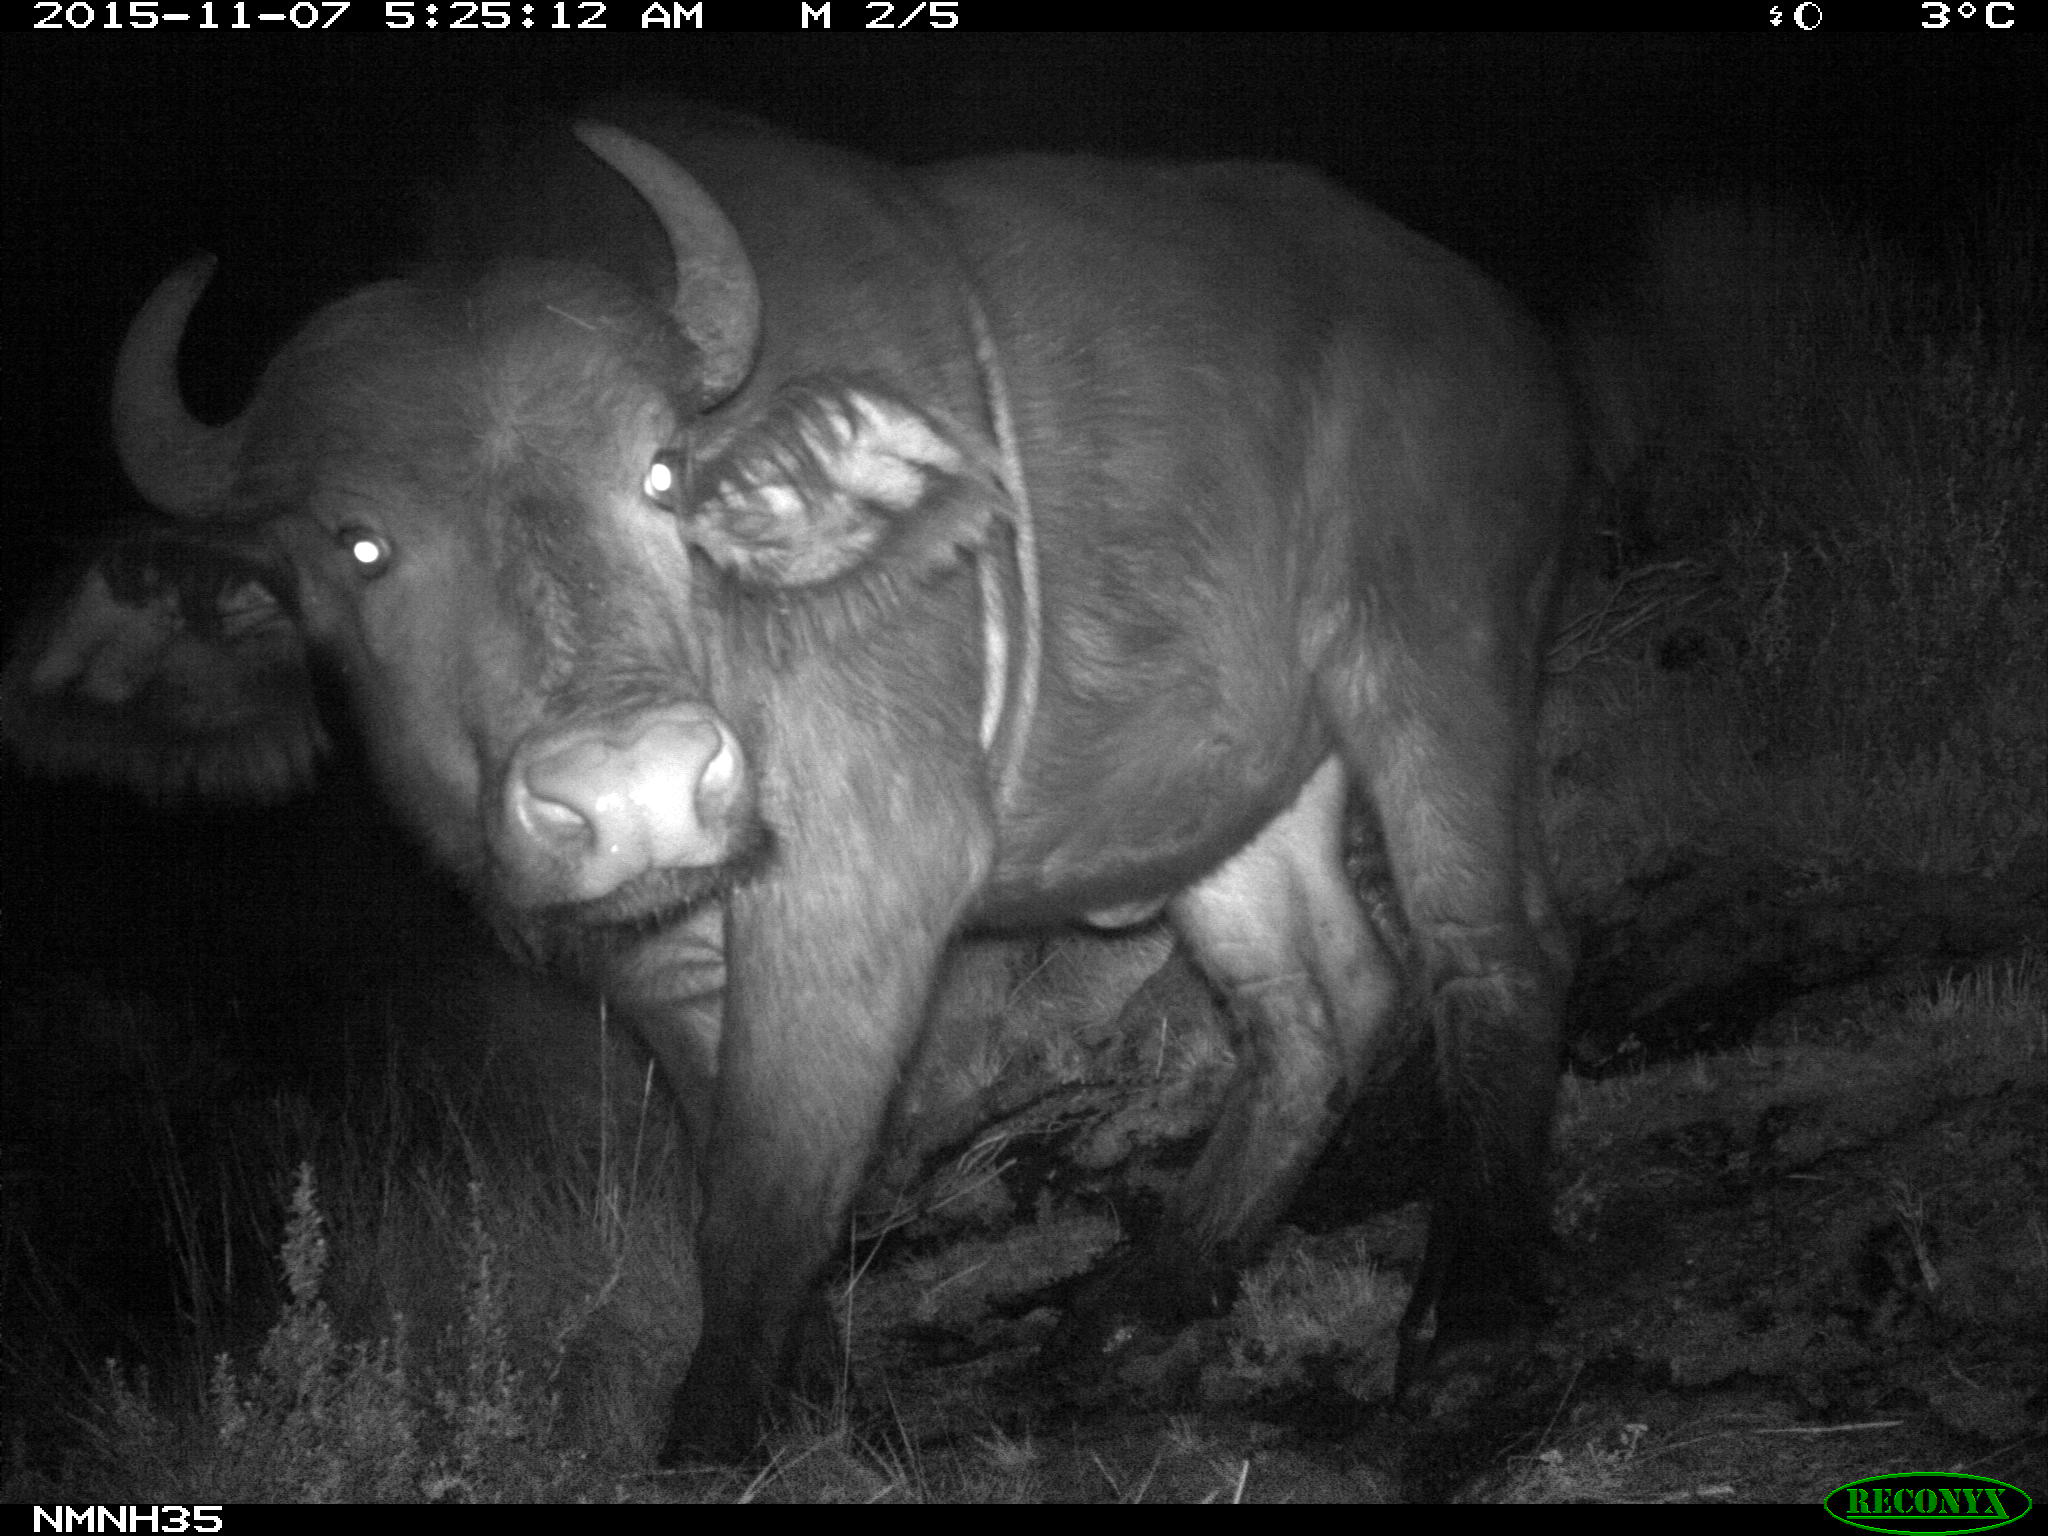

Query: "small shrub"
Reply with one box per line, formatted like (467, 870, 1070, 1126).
(1557, 186, 2047, 876)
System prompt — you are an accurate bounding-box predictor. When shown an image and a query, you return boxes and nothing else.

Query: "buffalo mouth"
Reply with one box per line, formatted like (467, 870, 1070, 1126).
(491, 818, 773, 963)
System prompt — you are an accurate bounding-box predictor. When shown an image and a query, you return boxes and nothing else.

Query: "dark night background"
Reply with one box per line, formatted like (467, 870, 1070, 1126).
(0, 31, 2042, 1405)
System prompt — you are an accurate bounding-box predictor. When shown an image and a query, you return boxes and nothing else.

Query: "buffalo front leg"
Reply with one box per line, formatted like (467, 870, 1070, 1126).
(662, 866, 969, 1463)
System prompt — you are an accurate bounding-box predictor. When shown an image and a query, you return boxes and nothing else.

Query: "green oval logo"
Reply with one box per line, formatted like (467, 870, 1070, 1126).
(1826, 1473, 2033, 1534)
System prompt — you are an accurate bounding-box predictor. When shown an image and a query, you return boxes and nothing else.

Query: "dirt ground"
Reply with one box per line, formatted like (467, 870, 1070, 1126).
(752, 852, 2048, 1503)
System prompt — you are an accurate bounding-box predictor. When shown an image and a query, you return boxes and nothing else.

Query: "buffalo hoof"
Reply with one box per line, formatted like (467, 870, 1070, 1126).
(1395, 1254, 1557, 1418)
(1395, 1313, 1548, 1420)
(661, 1302, 839, 1466)
(660, 1384, 768, 1467)
(1039, 1242, 1240, 1370)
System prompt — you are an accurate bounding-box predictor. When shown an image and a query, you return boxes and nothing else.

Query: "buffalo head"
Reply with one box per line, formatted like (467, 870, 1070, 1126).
(10, 121, 1012, 945)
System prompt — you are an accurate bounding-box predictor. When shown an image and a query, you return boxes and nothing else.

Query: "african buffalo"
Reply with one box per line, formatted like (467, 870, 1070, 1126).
(2, 103, 1577, 1459)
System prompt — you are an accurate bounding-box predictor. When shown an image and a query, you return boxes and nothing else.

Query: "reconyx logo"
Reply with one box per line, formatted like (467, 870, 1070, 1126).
(1826, 1473, 2032, 1534)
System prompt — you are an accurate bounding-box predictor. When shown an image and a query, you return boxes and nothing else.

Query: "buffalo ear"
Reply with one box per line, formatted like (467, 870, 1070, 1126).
(0, 533, 326, 804)
(681, 386, 1003, 588)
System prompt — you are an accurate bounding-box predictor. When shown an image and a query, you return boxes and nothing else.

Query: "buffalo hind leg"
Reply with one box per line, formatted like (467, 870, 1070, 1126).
(1334, 674, 1568, 1383)
(1078, 755, 1405, 1326)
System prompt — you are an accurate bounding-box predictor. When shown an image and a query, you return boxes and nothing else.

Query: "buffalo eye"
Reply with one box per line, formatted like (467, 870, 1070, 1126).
(643, 449, 689, 511)
(339, 526, 392, 577)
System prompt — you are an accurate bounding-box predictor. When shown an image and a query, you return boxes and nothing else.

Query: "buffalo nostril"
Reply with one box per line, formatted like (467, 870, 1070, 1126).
(697, 730, 740, 805)
(515, 781, 597, 848)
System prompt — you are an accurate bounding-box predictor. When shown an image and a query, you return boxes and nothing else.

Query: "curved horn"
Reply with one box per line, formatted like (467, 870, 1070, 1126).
(573, 122, 761, 406)
(112, 255, 246, 518)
